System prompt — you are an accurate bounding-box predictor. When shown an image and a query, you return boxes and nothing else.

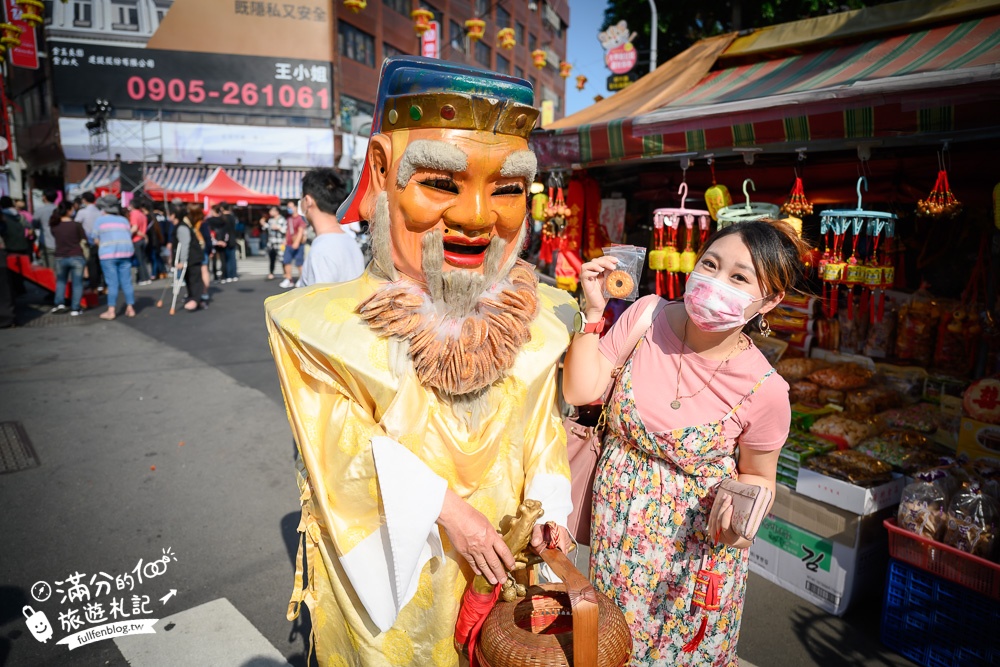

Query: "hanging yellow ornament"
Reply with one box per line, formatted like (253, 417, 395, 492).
(648, 248, 666, 271)
(531, 49, 547, 69)
(343, 0, 366, 12)
(559, 62, 572, 79)
(16, 0, 44, 26)
(411, 9, 434, 36)
(465, 19, 486, 42)
(705, 183, 731, 222)
(497, 27, 515, 49)
(782, 216, 803, 238)
(0, 23, 22, 49)
(575, 74, 587, 91)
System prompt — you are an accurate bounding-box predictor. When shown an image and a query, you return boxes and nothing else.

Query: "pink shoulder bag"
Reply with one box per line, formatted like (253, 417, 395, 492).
(564, 298, 665, 545)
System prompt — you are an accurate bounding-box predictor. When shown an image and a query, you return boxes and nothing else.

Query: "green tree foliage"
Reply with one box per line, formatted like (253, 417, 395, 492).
(601, 0, 897, 68)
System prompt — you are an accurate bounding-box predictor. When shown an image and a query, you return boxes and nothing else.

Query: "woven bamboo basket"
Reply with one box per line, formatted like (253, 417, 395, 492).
(474, 548, 631, 667)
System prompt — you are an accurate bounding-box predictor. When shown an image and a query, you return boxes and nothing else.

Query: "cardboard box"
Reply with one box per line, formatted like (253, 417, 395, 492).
(795, 468, 905, 515)
(749, 484, 891, 616)
(956, 416, 1000, 462)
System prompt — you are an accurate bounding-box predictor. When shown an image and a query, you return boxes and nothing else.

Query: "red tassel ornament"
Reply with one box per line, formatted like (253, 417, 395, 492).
(682, 554, 722, 653)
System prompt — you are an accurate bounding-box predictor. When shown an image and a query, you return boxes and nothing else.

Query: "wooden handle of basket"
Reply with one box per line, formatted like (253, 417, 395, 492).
(539, 547, 598, 667)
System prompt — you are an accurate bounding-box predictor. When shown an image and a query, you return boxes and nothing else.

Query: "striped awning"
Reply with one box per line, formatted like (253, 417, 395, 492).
(72, 164, 119, 195)
(144, 166, 209, 195)
(229, 168, 306, 201)
(665, 16, 1000, 110)
(533, 14, 1000, 169)
(142, 166, 305, 201)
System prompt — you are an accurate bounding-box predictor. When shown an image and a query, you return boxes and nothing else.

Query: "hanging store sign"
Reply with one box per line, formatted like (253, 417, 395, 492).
(421, 20, 440, 59)
(51, 43, 332, 119)
(607, 72, 638, 92)
(3, 0, 38, 69)
(598, 20, 637, 76)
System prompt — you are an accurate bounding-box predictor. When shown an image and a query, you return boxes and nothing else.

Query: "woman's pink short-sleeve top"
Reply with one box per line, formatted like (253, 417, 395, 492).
(598, 295, 790, 451)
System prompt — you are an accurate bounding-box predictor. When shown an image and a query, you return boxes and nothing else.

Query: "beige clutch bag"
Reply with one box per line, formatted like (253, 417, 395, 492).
(714, 478, 772, 541)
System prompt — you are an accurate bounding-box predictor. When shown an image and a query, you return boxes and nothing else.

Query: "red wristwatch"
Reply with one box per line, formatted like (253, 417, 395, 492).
(573, 311, 605, 335)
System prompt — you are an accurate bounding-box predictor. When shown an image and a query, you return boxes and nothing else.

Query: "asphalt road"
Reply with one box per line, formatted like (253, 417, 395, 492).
(0, 257, 917, 667)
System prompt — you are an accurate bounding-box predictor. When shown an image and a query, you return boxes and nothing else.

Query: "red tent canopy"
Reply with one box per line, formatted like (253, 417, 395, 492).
(195, 168, 280, 207)
(142, 176, 196, 203)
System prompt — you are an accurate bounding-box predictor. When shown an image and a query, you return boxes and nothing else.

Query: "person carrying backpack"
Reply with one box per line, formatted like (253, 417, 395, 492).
(1, 196, 33, 255)
(1, 196, 32, 296)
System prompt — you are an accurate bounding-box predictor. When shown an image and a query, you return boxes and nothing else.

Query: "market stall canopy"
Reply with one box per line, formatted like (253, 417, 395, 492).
(193, 168, 281, 207)
(228, 168, 306, 201)
(142, 166, 205, 202)
(720, 0, 1000, 61)
(71, 165, 305, 204)
(142, 166, 305, 203)
(69, 164, 119, 197)
(533, 0, 1000, 169)
(545, 33, 736, 130)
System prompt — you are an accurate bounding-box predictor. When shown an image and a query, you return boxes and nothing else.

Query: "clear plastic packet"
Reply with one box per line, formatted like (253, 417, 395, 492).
(803, 449, 893, 486)
(897, 469, 949, 540)
(601, 244, 646, 302)
(807, 363, 873, 390)
(864, 303, 897, 358)
(809, 414, 872, 448)
(845, 385, 902, 416)
(943, 484, 999, 559)
(879, 405, 939, 433)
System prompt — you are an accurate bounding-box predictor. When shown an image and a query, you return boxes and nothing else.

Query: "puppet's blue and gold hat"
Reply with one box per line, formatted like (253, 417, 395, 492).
(337, 56, 538, 225)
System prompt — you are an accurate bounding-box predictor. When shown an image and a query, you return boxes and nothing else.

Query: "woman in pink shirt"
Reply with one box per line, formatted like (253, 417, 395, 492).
(562, 219, 808, 666)
(129, 198, 151, 285)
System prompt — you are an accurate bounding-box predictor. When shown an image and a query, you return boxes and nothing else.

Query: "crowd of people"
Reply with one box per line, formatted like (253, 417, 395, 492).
(0, 167, 367, 326)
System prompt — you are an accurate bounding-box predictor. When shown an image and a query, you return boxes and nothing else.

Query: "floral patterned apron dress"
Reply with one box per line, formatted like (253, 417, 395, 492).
(590, 336, 774, 667)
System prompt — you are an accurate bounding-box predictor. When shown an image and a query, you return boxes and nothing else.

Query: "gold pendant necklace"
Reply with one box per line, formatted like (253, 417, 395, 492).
(672, 318, 745, 410)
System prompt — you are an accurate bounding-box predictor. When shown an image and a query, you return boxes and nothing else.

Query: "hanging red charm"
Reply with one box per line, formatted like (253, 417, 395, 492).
(917, 169, 962, 219)
(683, 554, 722, 653)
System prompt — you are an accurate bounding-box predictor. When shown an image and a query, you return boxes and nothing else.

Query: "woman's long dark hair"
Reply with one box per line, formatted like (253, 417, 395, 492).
(49, 202, 73, 228)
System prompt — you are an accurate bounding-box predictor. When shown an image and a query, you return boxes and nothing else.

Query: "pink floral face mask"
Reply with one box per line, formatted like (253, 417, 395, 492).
(683, 271, 767, 332)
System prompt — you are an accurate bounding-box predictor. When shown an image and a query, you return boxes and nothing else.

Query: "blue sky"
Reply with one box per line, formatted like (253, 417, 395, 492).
(564, 0, 615, 117)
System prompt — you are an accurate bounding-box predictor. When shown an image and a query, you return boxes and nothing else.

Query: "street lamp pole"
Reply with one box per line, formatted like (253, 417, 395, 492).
(648, 0, 658, 73)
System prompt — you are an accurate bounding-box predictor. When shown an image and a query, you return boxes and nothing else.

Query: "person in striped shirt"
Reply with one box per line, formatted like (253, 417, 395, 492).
(93, 195, 136, 320)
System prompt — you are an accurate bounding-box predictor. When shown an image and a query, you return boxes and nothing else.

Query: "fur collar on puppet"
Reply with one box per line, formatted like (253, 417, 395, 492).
(357, 260, 540, 397)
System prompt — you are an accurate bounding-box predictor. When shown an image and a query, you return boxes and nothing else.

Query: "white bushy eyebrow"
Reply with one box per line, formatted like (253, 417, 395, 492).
(499, 150, 537, 183)
(396, 140, 468, 188)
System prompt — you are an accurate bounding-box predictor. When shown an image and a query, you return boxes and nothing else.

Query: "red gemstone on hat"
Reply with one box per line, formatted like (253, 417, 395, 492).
(441, 104, 456, 120)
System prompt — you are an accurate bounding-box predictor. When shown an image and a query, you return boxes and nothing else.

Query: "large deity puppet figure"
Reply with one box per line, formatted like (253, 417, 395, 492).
(265, 57, 577, 666)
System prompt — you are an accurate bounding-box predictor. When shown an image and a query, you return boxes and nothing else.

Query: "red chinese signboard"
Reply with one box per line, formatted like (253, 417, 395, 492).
(421, 21, 439, 59)
(3, 0, 39, 70)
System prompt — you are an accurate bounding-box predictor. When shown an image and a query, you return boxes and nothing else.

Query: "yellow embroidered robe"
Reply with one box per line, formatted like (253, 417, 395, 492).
(265, 270, 576, 667)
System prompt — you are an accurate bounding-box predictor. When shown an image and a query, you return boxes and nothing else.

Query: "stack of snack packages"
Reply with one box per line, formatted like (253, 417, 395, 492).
(897, 378, 1000, 563)
(897, 459, 999, 563)
(778, 431, 833, 488)
(775, 358, 949, 489)
(767, 294, 820, 357)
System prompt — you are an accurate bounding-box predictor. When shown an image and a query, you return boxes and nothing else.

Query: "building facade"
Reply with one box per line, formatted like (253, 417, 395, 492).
(335, 0, 569, 128)
(5, 0, 568, 201)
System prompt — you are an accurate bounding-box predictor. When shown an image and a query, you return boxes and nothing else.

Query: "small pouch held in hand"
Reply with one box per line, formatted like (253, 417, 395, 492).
(714, 478, 773, 541)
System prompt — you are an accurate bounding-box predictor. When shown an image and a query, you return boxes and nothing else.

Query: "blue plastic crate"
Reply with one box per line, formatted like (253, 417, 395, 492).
(881, 559, 1000, 666)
